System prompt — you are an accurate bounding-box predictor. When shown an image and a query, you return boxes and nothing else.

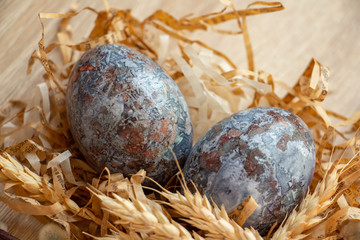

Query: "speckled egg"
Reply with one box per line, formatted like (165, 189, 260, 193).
(66, 44, 193, 186)
(183, 107, 315, 235)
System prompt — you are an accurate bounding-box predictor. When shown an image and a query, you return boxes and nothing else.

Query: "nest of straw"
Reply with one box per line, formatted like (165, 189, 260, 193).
(1, 1, 360, 239)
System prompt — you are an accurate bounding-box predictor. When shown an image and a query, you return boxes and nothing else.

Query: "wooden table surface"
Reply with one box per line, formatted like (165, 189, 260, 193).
(1, 0, 360, 239)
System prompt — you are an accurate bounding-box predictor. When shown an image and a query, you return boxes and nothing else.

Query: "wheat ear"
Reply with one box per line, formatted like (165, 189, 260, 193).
(160, 188, 263, 240)
(87, 184, 195, 240)
(0, 153, 115, 231)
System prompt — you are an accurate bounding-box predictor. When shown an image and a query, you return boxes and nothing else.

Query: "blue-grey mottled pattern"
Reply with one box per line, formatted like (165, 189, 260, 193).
(66, 44, 193, 186)
(183, 107, 315, 235)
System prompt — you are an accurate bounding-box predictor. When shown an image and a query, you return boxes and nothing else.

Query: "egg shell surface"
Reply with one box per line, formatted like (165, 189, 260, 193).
(66, 44, 193, 186)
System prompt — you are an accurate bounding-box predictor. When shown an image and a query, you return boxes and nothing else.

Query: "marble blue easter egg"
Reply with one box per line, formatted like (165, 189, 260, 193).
(66, 44, 193, 186)
(183, 107, 315, 235)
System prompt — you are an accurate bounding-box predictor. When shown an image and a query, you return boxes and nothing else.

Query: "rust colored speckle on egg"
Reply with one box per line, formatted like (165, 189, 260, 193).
(276, 133, 292, 151)
(244, 148, 265, 178)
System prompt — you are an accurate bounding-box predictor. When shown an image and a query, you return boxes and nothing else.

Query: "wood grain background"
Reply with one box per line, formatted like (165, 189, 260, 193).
(1, 0, 360, 239)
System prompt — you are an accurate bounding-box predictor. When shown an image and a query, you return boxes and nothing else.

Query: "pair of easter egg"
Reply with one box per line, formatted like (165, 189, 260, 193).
(66, 44, 315, 235)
